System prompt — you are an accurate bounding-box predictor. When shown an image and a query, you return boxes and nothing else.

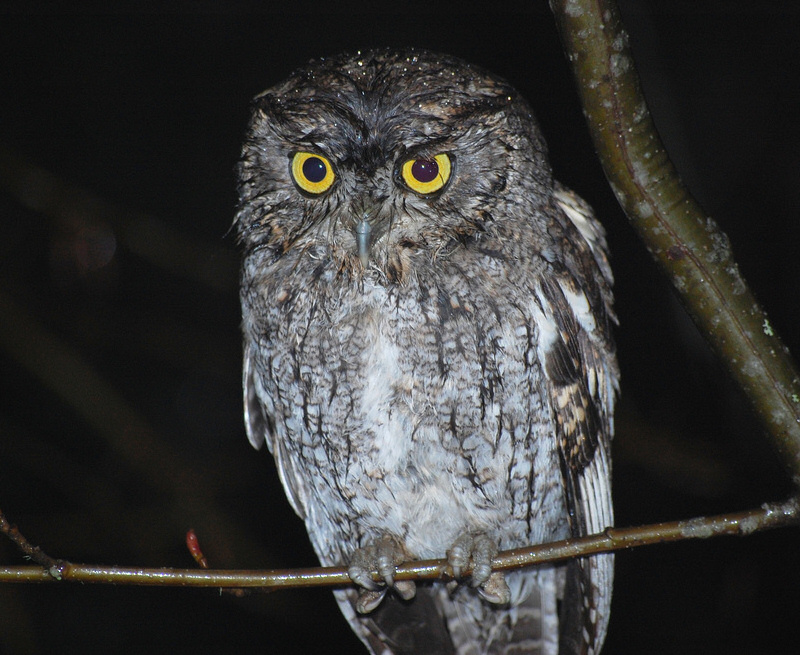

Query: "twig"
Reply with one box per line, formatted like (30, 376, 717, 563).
(0, 510, 66, 580)
(3, 499, 797, 588)
(550, 0, 800, 479)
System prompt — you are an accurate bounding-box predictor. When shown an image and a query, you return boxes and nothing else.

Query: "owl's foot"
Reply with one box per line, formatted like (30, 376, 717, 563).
(447, 533, 510, 605)
(348, 535, 416, 614)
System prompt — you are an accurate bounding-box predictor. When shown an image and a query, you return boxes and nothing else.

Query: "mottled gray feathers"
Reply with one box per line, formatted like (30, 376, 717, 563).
(237, 48, 618, 655)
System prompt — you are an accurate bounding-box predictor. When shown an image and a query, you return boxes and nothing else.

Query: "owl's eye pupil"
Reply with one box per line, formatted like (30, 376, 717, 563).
(302, 156, 328, 183)
(410, 159, 439, 184)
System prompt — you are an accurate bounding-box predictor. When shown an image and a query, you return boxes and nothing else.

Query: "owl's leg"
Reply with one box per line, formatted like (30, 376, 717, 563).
(348, 535, 417, 614)
(448, 533, 511, 605)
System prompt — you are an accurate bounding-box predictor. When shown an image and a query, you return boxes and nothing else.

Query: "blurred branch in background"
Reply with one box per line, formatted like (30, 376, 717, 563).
(0, 143, 237, 292)
(0, 286, 267, 570)
(0, 139, 292, 584)
(550, 0, 800, 479)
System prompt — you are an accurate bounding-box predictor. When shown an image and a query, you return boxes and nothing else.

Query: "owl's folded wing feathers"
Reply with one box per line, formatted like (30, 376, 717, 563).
(540, 186, 618, 655)
(243, 344, 310, 520)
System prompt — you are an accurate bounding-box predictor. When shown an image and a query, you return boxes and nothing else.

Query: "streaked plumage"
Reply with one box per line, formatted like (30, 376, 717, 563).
(236, 48, 618, 654)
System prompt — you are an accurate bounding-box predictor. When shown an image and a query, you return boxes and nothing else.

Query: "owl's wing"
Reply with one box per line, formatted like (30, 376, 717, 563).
(243, 343, 309, 519)
(540, 186, 618, 655)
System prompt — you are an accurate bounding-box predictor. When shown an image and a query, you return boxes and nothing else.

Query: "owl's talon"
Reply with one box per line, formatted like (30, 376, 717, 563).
(447, 533, 507, 602)
(348, 563, 381, 591)
(348, 535, 414, 610)
(393, 579, 417, 601)
(448, 533, 472, 579)
(448, 533, 497, 585)
(468, 534, 497, 587)
(356, 588, 387, 614)
(375, 537, 400, 586)
(477, 571, 511, 605)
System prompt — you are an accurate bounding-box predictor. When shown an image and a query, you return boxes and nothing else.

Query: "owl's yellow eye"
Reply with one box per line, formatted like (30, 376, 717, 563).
(291, 152, 336, 195)
(400, 153, 452, 195)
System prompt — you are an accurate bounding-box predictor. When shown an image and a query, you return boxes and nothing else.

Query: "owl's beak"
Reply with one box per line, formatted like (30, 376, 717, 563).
(355, 218, 372, 267)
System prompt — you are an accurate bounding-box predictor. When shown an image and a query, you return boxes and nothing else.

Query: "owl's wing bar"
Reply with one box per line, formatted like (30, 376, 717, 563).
(243, 343, 309, 520)
(538, 272, 616, 655)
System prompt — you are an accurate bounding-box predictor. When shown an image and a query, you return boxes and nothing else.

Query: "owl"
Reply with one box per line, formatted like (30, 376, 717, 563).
(236, 49, 618, 655)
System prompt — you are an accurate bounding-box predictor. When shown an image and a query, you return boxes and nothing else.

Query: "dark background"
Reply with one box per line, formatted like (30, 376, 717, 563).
(1, 1, 799, 653)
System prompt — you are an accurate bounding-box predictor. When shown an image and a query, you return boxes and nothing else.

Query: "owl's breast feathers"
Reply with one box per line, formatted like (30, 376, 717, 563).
(246, 243, 556, 558)
(243, 190, 615, 556)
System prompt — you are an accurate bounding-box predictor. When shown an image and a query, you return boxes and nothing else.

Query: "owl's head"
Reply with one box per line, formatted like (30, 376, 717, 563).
(236, 49, 552, 284)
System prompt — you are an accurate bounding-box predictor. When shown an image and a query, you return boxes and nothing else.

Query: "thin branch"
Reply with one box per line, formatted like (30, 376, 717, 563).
(549, 0, 800, 479)
(3, 498, 797, 588)
(0, 510, 65, 580)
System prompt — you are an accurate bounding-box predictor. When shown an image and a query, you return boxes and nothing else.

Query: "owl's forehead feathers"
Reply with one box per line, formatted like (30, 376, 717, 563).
(252, 49, 525, 167)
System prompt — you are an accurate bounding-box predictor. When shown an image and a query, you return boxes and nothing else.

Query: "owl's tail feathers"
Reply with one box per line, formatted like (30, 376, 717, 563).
(558, 553, 614, 655)
(489, 569, 560, 655)
(337, 586, 456, 655)
(337, 571, 563, 655)
(440, 569, 560, 655)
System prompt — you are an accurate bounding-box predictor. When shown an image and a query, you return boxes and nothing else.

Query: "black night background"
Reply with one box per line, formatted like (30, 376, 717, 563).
(1, 1, 798, 653)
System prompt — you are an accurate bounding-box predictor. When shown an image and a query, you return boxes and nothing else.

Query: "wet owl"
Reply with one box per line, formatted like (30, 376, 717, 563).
(236, 49, 618, 655)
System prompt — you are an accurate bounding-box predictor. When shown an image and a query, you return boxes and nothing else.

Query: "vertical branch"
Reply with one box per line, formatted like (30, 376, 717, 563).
(549, 0, 800, 480)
